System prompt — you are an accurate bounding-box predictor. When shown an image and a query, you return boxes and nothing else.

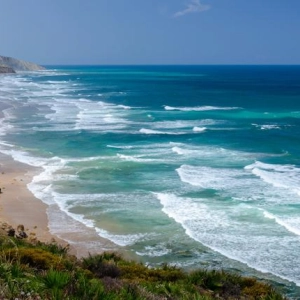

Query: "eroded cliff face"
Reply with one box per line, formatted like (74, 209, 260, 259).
(0, 65, 16, 74)
(0, 55, 45, 72)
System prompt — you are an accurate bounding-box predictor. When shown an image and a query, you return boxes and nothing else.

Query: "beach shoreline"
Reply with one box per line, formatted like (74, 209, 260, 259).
(0, 151, 125, 258)
(0, 101, 118, 258)
(0, 152, 59, 243)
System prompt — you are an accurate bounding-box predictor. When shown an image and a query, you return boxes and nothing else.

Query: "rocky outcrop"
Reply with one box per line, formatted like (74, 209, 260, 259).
(0, 55, 45, 72)
(0, 65, 16, 74)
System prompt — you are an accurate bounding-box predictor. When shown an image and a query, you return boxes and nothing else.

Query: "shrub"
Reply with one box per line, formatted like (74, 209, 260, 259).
(4, 248, 63, 270)
(82, 253, 122, 278)
(119, 262, 184, 282)
(0, 230, 287, 300)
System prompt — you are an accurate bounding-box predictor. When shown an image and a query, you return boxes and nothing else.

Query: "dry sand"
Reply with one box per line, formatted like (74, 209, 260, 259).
(0, 152, 59, 243)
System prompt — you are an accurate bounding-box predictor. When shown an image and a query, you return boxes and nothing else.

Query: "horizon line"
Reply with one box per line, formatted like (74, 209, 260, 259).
(42, 63, 300, 67)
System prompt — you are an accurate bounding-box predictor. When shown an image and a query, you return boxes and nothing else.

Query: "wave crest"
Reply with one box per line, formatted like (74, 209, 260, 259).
(164, 105, 241, 111)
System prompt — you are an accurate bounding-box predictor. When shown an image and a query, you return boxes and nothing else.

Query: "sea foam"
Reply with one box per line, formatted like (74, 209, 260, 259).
(164, 105, 240, 111)
(262, 210, 300, 236)
(193, 126, 207, 132)
(139, 128, 183, 135)
(245, 161, 300, 196)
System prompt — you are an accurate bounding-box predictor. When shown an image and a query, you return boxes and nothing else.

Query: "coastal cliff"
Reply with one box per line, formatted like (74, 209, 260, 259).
(0, 55, 45, 73)
(0, 65, 16, 74)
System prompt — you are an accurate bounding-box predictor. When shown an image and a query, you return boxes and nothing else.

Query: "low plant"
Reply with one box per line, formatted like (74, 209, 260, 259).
(0, 231, 287, 300)
(43, 269, 70, 289)
(3, 247, 63, 270)
(82, 253, 122, 278)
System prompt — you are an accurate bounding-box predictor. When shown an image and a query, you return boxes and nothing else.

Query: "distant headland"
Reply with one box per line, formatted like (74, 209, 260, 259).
(0, 55, 45, 73)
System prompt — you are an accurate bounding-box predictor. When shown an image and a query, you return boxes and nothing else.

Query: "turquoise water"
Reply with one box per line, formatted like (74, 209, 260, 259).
(0, 65, 300, 297)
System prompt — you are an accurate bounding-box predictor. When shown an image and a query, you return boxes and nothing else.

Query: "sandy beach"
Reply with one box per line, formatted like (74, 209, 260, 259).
(0, 101, 56, 242)
(0, 152, 58, 243)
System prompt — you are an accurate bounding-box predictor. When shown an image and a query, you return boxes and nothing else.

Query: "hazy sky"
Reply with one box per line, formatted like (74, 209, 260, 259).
(1, 0, 300, 65)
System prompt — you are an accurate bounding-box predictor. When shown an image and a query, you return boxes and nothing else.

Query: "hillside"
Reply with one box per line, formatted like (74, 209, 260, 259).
(0, 65, 15, 74)
(0, 223, 287, 300)
(0, 55, 45, 73)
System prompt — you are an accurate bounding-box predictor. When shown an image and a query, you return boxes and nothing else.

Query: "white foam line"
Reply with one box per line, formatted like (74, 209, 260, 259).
(139, 128, 184, 135)
(117, 153, 162, 163)
(164, 105, 241, 111)
(151, 119, 220, 129)
(95, 228, 148, 247)
(107, 145, 133, 149)
(136, 244, 171, 257)
(245, 161, 300, 196)
(263, 210, 300, 236)
(193, 126, 207, 132)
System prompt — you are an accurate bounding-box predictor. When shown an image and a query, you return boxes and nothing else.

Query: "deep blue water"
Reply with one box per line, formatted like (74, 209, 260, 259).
(0, 65, 300, 297)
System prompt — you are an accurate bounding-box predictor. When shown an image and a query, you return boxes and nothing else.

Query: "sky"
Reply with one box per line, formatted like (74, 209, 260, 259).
(0, 0, 300, 65)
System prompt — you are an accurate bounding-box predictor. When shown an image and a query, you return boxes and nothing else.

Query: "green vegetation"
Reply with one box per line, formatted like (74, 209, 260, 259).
(0, 233, 287, 299)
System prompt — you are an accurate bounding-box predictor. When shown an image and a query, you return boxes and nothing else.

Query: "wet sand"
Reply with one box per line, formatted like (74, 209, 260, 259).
(0, 152, 123, 258)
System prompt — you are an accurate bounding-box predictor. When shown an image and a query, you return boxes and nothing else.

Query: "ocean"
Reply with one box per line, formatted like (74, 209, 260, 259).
(0, 65, 300, 297)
